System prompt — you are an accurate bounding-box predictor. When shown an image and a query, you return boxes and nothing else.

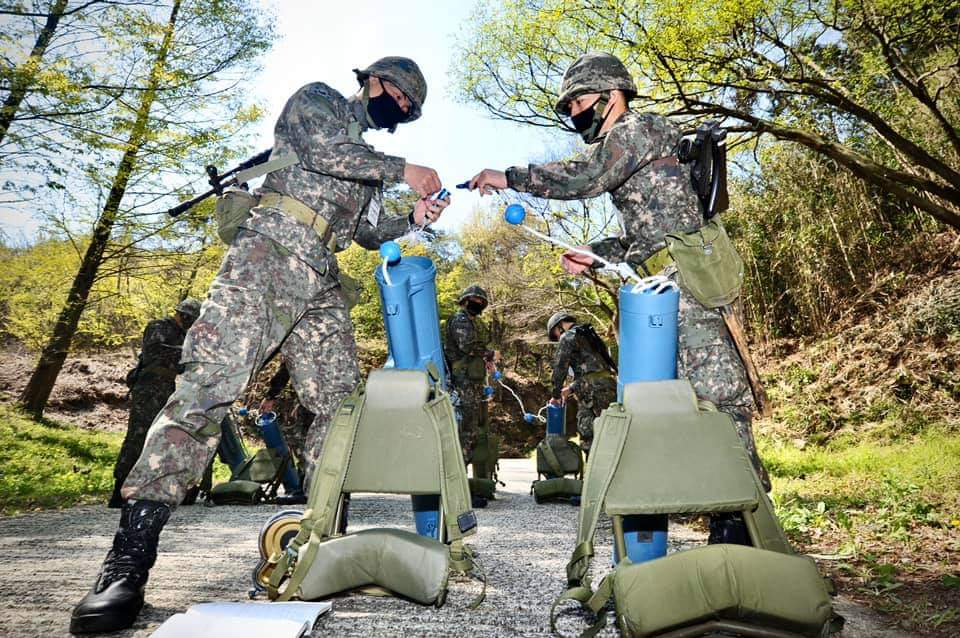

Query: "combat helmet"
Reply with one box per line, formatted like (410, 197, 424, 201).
(175, 297, 201, 319)
(458, 284, 489, 308)
(554, 52, 637, 116)
(547, 311, 577, 341)
(354, 56, 427, 123)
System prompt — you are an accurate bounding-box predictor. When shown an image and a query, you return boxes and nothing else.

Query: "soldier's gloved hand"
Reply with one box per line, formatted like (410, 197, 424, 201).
(561, 247, 595, 275)
(404, 163, 442, 197)
(468, 169, 507, 195)
(413, 194, 449, 226)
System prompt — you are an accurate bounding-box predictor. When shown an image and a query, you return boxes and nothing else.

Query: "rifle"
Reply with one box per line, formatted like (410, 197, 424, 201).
(165, 148, 273, 217)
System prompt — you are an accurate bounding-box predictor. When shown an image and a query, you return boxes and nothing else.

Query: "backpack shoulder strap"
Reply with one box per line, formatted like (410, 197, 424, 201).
(234, 152, 300, 184)
(267, 386, 366, 600)
(538, 437, 567, 478)
(424, 390, 475, 544)
(567, 406, 632, 588)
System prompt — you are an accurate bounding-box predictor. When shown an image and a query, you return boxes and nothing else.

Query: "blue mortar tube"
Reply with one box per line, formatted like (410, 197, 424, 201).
(375, 241, 445, 538)
(615, 279, 680, 564)
(256, 412, 302, 495)
(546, 404, 565, 437)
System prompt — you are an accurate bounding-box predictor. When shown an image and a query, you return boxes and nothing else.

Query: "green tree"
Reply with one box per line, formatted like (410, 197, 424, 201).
(18, 0, 273, 414)
(455, 0, 960, 229)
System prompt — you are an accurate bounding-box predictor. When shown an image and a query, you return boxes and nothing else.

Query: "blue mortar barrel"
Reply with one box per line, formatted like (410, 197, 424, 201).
(616, 280, 680, 564)
(256, 412, 302, 495)
(546, 404, 565, 436)
(374, 246, 446, 538)
(373, 254, 447, 386)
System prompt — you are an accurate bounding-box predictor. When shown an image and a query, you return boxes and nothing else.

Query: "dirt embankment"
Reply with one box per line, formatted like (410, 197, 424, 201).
(0, 346, 133, 432)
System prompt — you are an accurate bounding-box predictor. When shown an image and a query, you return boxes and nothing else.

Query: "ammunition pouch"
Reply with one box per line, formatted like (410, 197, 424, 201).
(295, 528, 450, 605)
(338, 272, 363, 310)
(665, 218, 744, 308)
(208, 479, 264, 505)
(532, 477, 582, 504)
(586, 545, 834, 637)
(215, 187, 257, 244)
(465, 357, 487, 381)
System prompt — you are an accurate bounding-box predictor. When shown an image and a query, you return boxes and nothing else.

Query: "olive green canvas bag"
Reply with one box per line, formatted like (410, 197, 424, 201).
(665, 218, 744, 308)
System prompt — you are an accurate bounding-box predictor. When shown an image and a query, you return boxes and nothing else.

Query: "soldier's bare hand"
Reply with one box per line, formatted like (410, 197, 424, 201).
(561, 385, 573, 403)
(404, 163, 442, 197)
(259, 398, 276, 414)
(549, 397, 563, 407)
(468, 169, 507, 195)
(560, 246, 595, 275)
(413, 194, 449, 226)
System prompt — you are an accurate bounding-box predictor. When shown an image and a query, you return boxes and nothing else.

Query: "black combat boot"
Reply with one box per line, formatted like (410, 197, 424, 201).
(107, 481, 124, 509)
(70, 500, 170, 634)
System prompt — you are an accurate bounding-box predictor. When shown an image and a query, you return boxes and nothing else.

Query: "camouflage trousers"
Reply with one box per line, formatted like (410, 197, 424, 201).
(113, 380, 175, 486)
(123, 229, 360, 506)
(676, 281, 770, 491)
(452, 377, 484, 466)
(574, 374, 617, 452)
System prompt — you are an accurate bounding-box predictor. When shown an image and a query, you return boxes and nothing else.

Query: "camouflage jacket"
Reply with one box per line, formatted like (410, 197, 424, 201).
(506, 110, 702, 268)
(550, 327, 614, 400)
(444, 310, 491, 380)
(137, 317, 185, 383)
(249, 82, 414, 273)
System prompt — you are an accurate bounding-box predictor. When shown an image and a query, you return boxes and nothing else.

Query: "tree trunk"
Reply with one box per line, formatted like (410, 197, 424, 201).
(19, 0, 182, 415)
(0, 0, 69, 148)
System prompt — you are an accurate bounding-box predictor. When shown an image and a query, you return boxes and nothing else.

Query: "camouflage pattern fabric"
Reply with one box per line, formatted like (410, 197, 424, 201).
(573, 375, 617, 452)
(113, 317, 184, 488)
(550, 327, 616, 451)
(444, 308, 491, 463)
(554, 51, 637, 115)
(261, 82, 410, 258)
(123, 81, 415, 506)
(264, 362, 312, 470)
(507, 109, 769, 487)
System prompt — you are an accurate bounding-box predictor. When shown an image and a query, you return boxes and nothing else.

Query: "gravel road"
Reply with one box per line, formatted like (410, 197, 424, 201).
(0, 459, 913, 637)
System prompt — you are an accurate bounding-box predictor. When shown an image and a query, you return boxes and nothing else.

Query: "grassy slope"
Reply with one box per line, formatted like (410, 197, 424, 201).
(755, 267, 960, 635)
(0, 405, 122, 514)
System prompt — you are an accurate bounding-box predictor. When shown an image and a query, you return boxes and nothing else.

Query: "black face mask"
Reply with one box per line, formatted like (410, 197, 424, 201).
(464, 301, 485, 316)
(569, 95, 609, 144)
(366, 91, 407, 131)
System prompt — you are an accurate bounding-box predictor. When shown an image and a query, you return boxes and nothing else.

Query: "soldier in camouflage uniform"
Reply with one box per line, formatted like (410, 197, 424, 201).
(444, 284, 497, 468)
(469, 52, 770, 494)
(109, 298, 200, 508)
(547, 311, 617, 454)
(72, 57, 449, 634)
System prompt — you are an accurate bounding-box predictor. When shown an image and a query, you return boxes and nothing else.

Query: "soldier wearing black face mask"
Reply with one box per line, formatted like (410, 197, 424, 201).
(444, 285, 498, 469)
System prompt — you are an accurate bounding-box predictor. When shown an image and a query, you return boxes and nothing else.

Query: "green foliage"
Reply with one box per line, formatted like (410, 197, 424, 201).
(0, 404, 122, 514)
(0, 234, 223, 351)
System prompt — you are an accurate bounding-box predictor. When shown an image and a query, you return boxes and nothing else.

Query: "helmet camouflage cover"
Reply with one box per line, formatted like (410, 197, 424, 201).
(458, 284, 489, 306)
(555, 52, 637, 116)
(175, 297, 202, 319)
(547, 311, 577, 341)
(354, 56, 427, 123)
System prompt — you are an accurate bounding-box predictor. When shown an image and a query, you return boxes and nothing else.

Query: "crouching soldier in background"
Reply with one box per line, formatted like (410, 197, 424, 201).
(546, 311, 617, 455)
(110, 298, 201, 508)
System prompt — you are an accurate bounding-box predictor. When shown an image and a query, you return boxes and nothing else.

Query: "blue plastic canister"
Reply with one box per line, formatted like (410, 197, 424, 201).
(617, 281, 680, 398)
(615, 280, 680, 564)
(373, 254, 447, 386)
(546, 404, 565, 436)
(374, 247, 445, 538)
(256, 412, 301, 495)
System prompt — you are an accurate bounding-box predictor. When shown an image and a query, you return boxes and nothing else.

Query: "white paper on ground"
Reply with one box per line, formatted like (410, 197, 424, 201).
(150, 601, 332, 638)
